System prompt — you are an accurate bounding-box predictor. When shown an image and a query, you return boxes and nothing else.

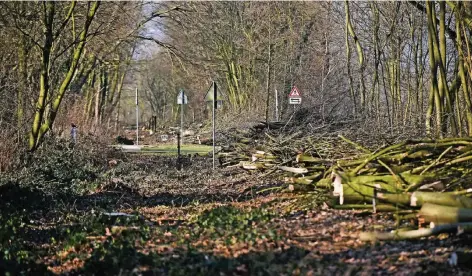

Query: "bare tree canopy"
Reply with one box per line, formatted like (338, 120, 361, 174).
(1, 1, 472, 151)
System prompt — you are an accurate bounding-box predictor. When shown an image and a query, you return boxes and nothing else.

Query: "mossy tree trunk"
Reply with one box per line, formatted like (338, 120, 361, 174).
(29, 1, 100, 151)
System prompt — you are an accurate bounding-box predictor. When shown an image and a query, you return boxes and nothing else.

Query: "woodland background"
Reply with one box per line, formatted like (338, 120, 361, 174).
(1, 1, 472, 167)
(1, 2, 472, 274)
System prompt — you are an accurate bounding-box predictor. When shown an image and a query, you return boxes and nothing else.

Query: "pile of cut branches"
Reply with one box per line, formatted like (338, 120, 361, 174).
(218, 126, 361, 168)
(322, 136, 472, 241)
(220, 132, 472, 241)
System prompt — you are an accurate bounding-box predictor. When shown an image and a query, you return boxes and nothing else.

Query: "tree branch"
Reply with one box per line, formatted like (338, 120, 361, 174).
(53, 1, 76, 39)
(408, 1, 457, 41)
(134, 35, 182, 57)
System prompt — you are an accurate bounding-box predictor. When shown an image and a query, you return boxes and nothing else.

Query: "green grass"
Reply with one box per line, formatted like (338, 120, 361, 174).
(129, 144, 215, 155)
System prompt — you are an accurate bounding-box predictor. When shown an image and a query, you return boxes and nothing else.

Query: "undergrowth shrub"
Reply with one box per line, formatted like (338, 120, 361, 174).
(0, 130, 19, 173)
(0, 211, 50, 275)
(4, 135, 116, 196)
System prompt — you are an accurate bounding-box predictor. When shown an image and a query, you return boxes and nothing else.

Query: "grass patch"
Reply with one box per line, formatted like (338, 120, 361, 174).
(119, 144, 214, 155)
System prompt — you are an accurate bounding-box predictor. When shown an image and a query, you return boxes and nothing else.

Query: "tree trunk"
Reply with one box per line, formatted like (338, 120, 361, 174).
(29, 1, 100, 151)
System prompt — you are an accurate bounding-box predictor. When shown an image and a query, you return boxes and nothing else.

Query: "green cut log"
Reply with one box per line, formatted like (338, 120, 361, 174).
(218, 152, 249, 159)
(332, 172, 434, 205)
(337, 159, 366, 167)
(359, 222, 472, 241)
(343, 172, 431, 189)
(296, 154, 323, 163)
(239, 138, 252, 144)
(393, 213, 418, 221)
(339, 173, 424, 192)
(252, 153, 277, 160)
(279, 166, 308, 174)
(378, 191, 472, 208)
(303, 165, 327, 171)
(316, 178, 332, 189)
(333, 204, 401, 212)
(302, 172, 323, 180)
(405, 149, 434, 159)
(419, 203, 472, 224)
(376, 150, 431, 164)
(285, 173, 323, 186)
(288, 183, 316, 192)
(240, 161, 265, 170)
(284, 177, 313, 185)
(342, 181, 398, 198)
(388, 164, 416, 173)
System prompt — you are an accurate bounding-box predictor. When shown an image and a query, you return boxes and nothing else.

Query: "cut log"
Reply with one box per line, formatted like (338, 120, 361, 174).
(333, 204, 400, 212)
(279, 166, 308, 174)
(337, 172, 430, 191)
(335, 173, 402, 195)
(240, 161, 265, 170)
(284, 173, 323, 185)
(419, 203, 472, 224)
(284, 177, 313, 185)
(315, 178, 332, 189)
(288, 184, 316, 192)
(377, 191, 472, 208)
(359, 222, 472, 241)
(296, 154, 323, 163)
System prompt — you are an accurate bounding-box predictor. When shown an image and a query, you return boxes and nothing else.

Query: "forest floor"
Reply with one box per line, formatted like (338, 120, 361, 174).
(1, 130, 472, 275)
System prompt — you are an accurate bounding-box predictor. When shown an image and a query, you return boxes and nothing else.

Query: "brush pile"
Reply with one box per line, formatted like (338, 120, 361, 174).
(219, 128, 472, 241)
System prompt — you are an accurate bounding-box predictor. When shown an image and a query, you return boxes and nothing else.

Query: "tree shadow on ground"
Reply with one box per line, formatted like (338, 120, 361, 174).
(69, 184, 274, 211)
(69, 243, 316, 276)
(0, 177, 278, 275)
(65, 237, 472, 275)
(1, 183, 472, 275)
(0, 183, 55, 275)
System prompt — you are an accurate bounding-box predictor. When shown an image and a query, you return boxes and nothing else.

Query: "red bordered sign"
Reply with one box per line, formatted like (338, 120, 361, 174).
(288, 86, 301, 104)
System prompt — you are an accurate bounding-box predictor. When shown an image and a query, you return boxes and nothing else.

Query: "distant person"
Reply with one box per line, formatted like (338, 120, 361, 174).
(70, 123, 78, 144)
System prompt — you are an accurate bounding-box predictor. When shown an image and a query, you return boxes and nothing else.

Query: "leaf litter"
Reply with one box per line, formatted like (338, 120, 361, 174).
(0, 140, 471, 275)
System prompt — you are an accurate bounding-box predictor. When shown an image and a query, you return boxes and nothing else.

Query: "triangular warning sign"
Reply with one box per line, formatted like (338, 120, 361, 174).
(289, 86, 301, 98)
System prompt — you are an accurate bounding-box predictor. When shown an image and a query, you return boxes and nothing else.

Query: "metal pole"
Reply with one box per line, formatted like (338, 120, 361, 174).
(136, 87, 139, 145)
(212, 81, 216, 170)
(275, 89, 279, 121)
(177, 132, 181, 170)
(180, 90, 184, 146)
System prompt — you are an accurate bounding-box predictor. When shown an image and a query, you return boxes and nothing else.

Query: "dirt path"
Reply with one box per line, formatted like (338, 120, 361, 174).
(2, 154, 471, 275)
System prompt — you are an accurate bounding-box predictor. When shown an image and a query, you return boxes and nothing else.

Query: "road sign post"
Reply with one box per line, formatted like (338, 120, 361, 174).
(135, 87, 139, 145)
(275, 89, 279, 121)
(205, 81, 222, 170)
(212, 83, 216, 170)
